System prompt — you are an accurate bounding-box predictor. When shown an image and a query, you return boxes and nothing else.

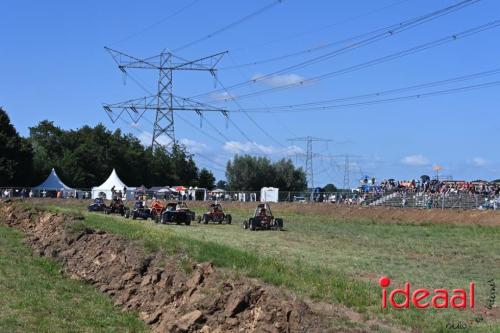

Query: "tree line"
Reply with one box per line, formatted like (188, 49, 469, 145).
(0, 108, 307, 192)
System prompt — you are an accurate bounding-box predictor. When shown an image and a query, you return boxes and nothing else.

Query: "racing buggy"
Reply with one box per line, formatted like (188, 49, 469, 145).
(88, 197, 107, 212)
(198, 203, 232, 224)
(150, 199, 166, 222)
(243, 203, 284, 231)
(104, 197, 130, 218)
(131, 200, 151, 220)
(157, 202, 195, 225)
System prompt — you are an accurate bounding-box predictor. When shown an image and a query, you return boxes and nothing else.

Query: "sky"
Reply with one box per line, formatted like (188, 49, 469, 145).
(1, 0, 499, 187)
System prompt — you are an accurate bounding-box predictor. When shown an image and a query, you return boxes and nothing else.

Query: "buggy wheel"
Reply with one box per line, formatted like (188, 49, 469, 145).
(275, 218, 284, 230)
(203, 214, 209, 224)
(243, 221, 248, 229)
(155, 215, 160, 224)
(197, 216, 202, 224)
(226, 214, 232, 224)
(185, 216, 191, 225)
(132, 212, 137, 220)
(249, 218, 256, 231)
(124, 209, 130, 219)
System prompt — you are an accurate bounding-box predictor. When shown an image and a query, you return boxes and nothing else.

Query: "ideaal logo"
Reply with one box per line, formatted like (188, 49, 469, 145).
(379, 276, 496, 329)
(379, 276, 475, 309)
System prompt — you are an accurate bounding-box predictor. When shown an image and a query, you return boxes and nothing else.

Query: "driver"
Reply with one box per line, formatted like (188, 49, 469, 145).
(259, 207, 267, 217)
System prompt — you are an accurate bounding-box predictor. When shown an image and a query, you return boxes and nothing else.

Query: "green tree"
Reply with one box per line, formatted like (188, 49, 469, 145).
(216, 180, 227, 190)
(226, 155, 306, 191)
(323, 183, 337, 192)
(198, 168, 215, 190)
(0, 108, 33, 186)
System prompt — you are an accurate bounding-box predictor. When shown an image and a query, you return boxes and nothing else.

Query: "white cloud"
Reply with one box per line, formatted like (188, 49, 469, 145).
(137, 131, 171, 147)
(469, 157, 488, 167)
(223, 141, 276, 154)
(210, 91, 235, 102)
(222, 141, 305, 157)
(251, 73, 306, 87)
(400, 154, 430, 166)
(178, 138, 208, 153)
(283, 145, 304, 156)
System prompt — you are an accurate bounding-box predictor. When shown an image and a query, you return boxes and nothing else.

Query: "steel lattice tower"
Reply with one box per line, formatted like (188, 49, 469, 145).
(103, 47, 228, 152)
(288, 136, 331, 189)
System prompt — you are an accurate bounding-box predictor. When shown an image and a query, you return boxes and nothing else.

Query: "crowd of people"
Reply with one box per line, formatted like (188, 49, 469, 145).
(379, 179, 500, 197)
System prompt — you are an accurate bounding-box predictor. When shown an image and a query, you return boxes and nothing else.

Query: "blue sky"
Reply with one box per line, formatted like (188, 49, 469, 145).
(1, 0, 499, 186)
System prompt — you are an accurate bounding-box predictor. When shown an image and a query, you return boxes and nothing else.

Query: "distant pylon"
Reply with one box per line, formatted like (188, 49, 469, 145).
(287, 136, 332, 188)
(343, 154, 350, 190)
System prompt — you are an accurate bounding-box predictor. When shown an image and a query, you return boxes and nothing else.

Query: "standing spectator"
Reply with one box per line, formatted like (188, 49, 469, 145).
(29, 190, 33, 198)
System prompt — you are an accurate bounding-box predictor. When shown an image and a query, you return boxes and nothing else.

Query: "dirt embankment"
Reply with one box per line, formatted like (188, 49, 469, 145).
(0, 202, 337, 333)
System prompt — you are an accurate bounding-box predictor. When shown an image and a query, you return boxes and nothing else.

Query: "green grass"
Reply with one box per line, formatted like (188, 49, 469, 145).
(0, 225, 147, 333)
(30, 202, 500, 332)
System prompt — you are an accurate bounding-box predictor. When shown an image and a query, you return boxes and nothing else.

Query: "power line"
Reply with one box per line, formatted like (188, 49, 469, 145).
(231, 80, 500, 113)
(173, 0, 284, 52)
(212, 75, 287, 149)
(229, 0, 411, 53)
(232, 68, 500, 112)
(113, 0, 202, 45)
(221, 0, 474, 70)
(226, 53, 299, 138)
(226, 19, 500, 101)
(193, 0, 481, 98)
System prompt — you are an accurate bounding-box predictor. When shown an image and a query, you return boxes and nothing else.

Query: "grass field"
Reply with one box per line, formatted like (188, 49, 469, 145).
(0, 225, 147, 333)
(20, 202, 500, 332)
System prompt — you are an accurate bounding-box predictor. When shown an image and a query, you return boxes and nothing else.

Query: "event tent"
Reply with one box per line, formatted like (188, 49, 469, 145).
(91, 169, 135, 199)
(33, 168, 75, 195)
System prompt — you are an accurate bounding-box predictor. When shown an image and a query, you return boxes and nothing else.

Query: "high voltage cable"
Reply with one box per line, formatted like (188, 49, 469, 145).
(213, 75, 286, 149)
(228, 19, 500, 101)
(231, 80, 500, 113)
(114, 71, 232, 148)
(193, 0, 480, 98)
(113, 0, 202, 45)
(226, 53, 299, 138)
(221, 0, 476, 70)
(173, 0, 284, 52)
(138, 115, 228, 171)
(229, 0, 411, 53)
(232, 68, 500, 111)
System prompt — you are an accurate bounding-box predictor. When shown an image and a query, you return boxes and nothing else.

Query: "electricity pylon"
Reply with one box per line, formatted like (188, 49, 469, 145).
(287, 136, 332, 188)
(103, 47, 228, 152)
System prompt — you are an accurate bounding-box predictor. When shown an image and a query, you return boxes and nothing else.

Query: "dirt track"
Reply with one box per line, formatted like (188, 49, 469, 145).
(0, 202, 342, 333)
(186, 201, 500, 226)
(26, 198, 500, 226)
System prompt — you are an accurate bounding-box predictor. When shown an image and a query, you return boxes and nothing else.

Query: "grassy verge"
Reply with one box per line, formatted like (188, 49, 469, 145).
(0, 225, 147, 333)
(31, 202, 500, 332)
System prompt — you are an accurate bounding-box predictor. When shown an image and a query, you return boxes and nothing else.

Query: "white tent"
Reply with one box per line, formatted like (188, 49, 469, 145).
(33, 168, 75, 196)
(91, 169, 135, 199)
(260, 187, 279, 203)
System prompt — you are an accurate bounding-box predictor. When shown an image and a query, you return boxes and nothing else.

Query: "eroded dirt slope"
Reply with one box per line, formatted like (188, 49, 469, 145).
(1, 202, 344, 333)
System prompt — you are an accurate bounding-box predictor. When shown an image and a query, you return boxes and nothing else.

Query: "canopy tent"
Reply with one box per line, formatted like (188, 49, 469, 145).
(33, 168, 75, 196)
(91, 169, 135, 199)
(136, 185, 148, 193)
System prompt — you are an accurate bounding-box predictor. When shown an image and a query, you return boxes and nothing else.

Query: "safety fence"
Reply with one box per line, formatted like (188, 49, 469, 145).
(1, 187, 498, 210)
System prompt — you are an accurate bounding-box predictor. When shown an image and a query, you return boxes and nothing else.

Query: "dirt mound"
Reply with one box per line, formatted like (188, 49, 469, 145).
(0, 203, 338, 333)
